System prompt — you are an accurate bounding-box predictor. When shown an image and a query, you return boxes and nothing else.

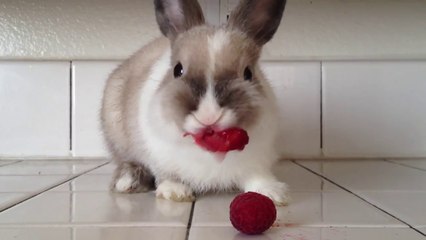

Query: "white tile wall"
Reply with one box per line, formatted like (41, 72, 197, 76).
(263, 62, 321, 158)
(72, 61, 119, 157)
(2, 60, 426, 158)
(0, 62, 70, 156)
(322, 61, 426, 158)
(4, 0, 426, 61)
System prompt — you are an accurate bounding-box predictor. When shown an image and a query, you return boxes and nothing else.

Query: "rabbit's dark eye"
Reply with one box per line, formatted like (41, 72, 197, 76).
(174, 62, 184, 78)
(244, 67, 252, 81)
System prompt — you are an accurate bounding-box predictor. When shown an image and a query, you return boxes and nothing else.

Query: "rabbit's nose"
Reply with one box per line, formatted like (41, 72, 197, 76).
(193, 110, 224, 127)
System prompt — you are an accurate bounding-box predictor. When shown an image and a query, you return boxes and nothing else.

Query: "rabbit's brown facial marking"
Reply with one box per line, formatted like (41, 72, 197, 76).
(160, 27, 264, 134)
(171, 28, 211, 112)
(209, 30, 264, 127)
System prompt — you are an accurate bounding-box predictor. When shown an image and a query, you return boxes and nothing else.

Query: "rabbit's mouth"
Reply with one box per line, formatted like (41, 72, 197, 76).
(192, 109, 224, 128)
(182, 107, 237, 136)
(183, 127, 249, 153)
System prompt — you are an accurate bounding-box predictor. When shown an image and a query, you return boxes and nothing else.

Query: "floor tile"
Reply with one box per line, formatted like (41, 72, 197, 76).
(53, 175, 111, 192)
(0, 193, 28, 210)
(192, 191, 403, 227)
(318, 227, 426, 240)
(0, 192, 71, 224)
(191, 193, 234, 227)
(74, 226, 186, 240)
(0, 227, 71, 240)
(292, 160, 322, 173)
(0, 192, 192, 226)
(188, 227, 424, 240)
(358, 191, 426, 227)
(321, 182, 342, 191)
(273, 161, 323, 192)
(189, 226, 319, 240)
(295, 159, 426, 231)
(192, 161, 406, 228)
(0, 160, 106, 175)
(0, 175, 70, 192)
(313, 191, 402, 227)
(87, 163, 115, 175)
(297, 160, 426, 191)
(387, 159, 426, 171)
(71, 175, 111, 191)
(1, 158, 424, 239)
(0, 161, 19, 167)
(72, 192, 191, 226)
(51, 183, 71, 192)
(0, 227, 187, 240)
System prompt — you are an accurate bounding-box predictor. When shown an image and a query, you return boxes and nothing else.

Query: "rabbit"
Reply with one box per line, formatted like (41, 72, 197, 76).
(101, 0, 289, 205)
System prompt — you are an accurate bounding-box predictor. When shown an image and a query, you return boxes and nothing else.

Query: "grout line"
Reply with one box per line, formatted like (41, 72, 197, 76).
(384, 159, 426, 172)
(68, 181, 73, 225)
(0, 160, 23, 167)
(0, 162, 109, 213)
(0, 222, 415, 229)
(292, 161, 426, 237)
(69, 61, 75, 155)
(320, 162, 324, 223)
(0, 157, 109, 161)
(0, 223, 192, 228)
(71, 226, 76, 240)
(0, 173, 107, 177)
(185, 201, 196, 240)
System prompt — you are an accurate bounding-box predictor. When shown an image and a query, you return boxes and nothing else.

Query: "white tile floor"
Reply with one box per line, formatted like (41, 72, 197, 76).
(0, 159, 425, 239)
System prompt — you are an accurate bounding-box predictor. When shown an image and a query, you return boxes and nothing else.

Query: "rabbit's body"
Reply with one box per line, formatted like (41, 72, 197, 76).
(101, 0, 289, 204)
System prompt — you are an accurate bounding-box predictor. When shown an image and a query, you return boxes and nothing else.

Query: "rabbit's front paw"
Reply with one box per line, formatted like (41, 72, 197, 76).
(244, 179, 290, 206)
(111, 162, 154, 193)
(156, 180, 195, 202)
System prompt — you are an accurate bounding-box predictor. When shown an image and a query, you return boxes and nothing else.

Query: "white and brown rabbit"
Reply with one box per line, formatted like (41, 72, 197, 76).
(101, 0, 289, 205)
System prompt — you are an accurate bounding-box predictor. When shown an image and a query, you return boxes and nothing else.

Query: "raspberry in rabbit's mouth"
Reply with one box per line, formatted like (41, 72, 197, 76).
(184, 128, 249, 153)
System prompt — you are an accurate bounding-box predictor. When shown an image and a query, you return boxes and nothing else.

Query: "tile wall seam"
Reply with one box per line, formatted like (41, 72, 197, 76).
(69, 61, 75, 156)
(320, 61, 325, 157)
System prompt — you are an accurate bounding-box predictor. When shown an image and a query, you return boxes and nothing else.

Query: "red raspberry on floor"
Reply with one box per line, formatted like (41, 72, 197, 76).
(229, 192, 277, 235)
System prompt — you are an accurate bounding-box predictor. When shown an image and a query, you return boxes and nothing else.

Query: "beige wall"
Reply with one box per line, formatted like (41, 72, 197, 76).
(1, 0, 426, 61)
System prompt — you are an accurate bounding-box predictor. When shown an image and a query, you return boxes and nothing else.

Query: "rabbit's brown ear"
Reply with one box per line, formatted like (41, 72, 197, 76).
(227, 0, 287, 46)
(154, 0, 205, 40)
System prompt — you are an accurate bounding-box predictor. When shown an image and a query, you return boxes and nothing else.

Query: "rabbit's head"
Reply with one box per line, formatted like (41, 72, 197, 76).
(154, 0, 286, 134)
